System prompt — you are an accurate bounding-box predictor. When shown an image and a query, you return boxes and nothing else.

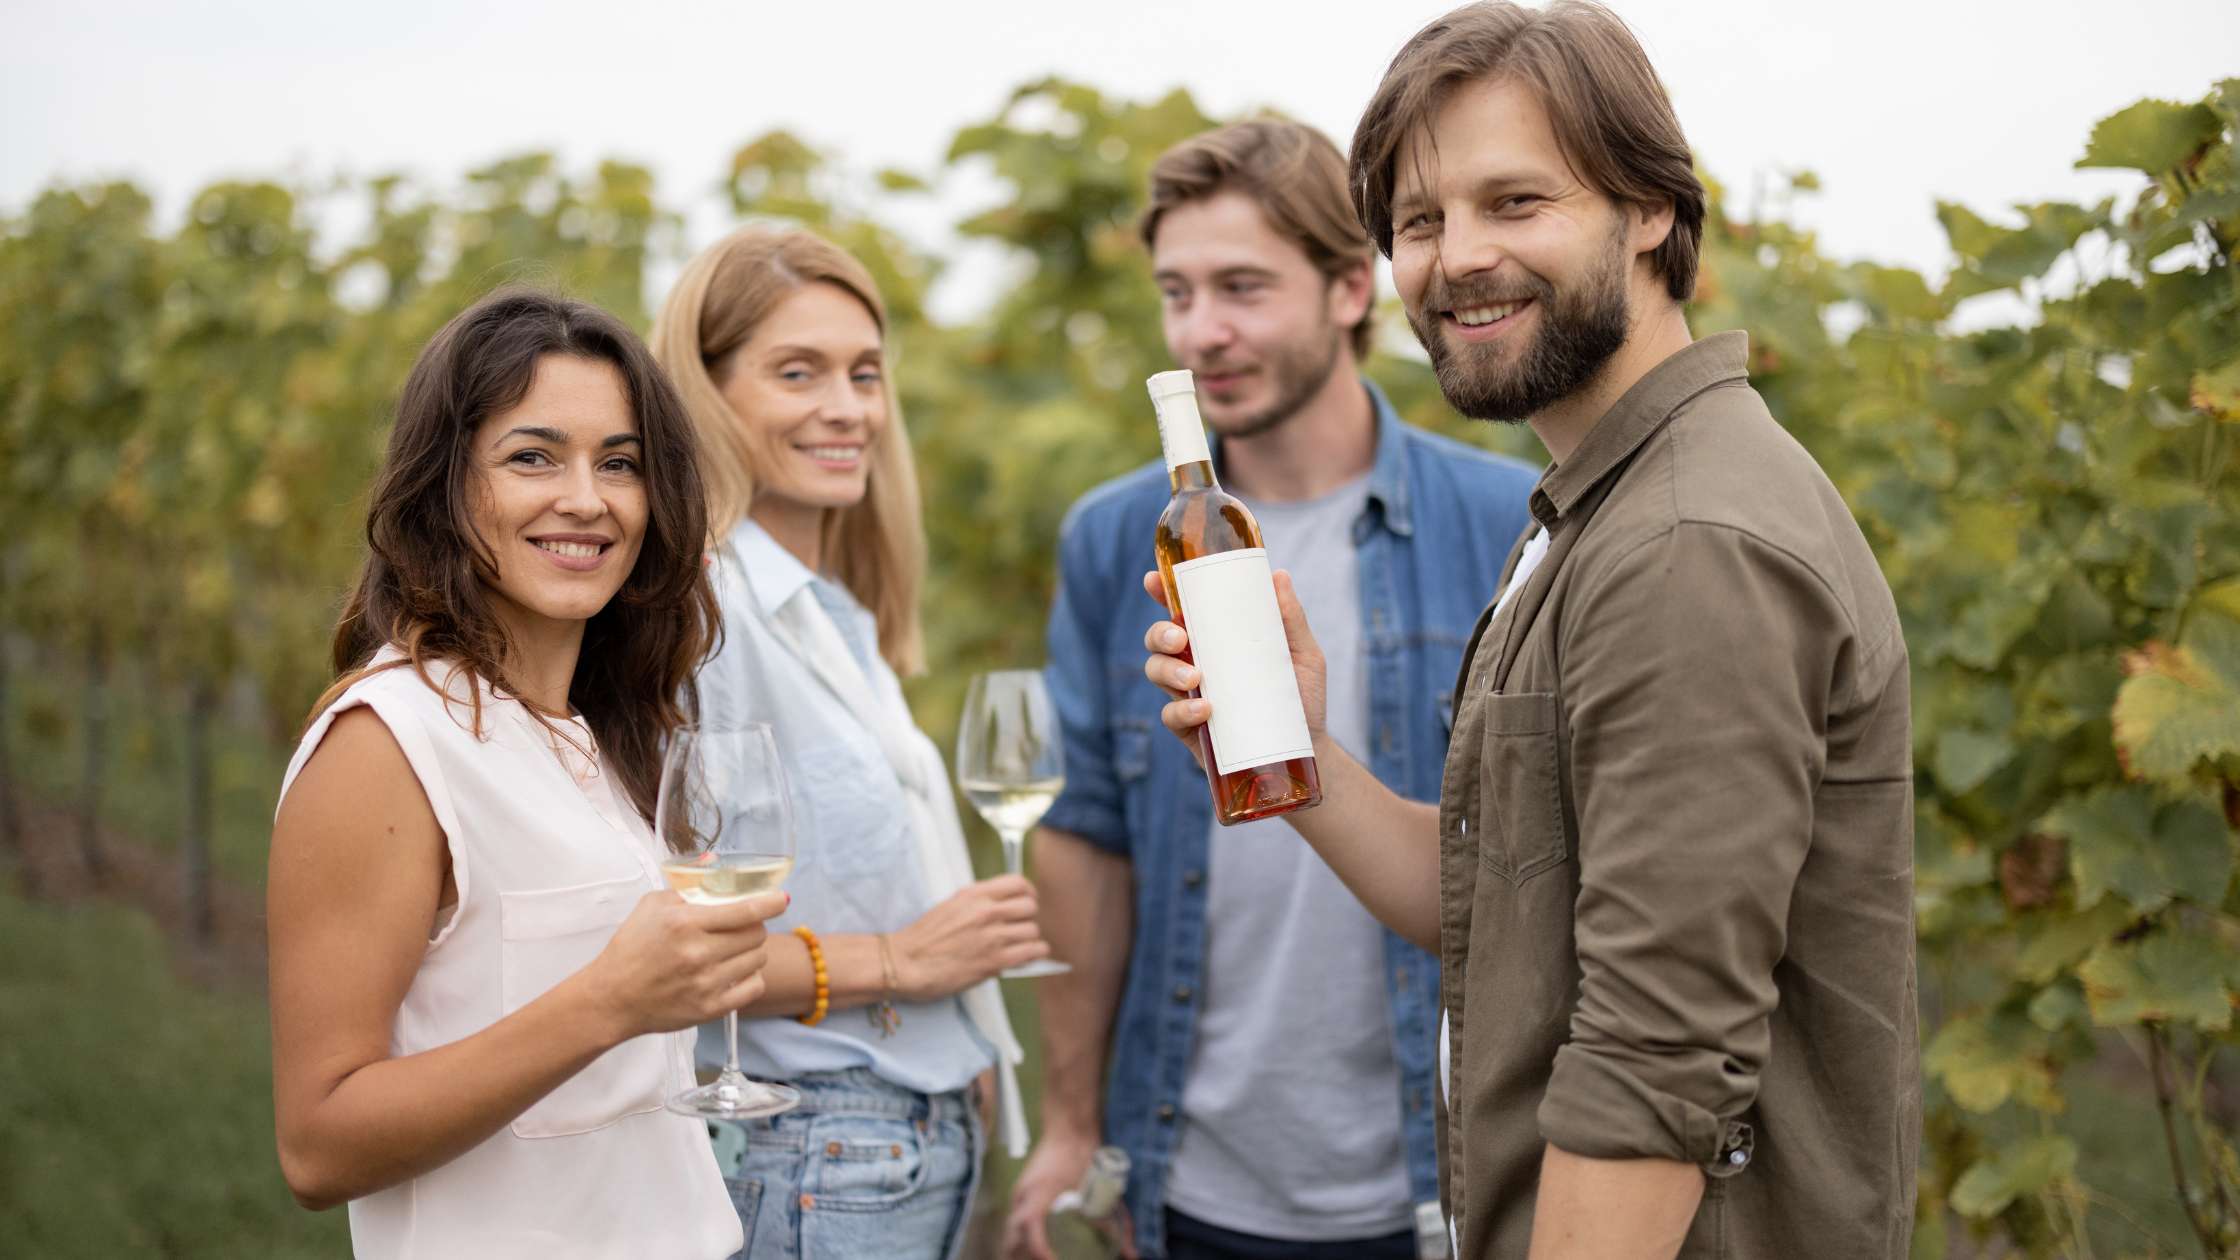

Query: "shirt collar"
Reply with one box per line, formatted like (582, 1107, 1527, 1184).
(1208, 377, 1417, 538)
(727, 518, 817, 619)
(1529, 331, 1751, 528)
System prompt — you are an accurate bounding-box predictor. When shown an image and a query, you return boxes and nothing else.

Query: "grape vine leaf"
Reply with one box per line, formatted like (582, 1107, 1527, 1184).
(1950, 1136, 2078, 1219)
(2076, 98, 2223, 175)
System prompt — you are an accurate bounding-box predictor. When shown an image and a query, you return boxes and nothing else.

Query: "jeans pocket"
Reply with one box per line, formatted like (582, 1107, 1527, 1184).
(804, 1116, 931, 1211)
(725, 1176, 764, 1257)
(1477, 692, 1567, 884)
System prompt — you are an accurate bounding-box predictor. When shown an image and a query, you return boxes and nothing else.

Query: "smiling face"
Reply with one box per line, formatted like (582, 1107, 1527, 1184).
(715, 281, 887, 529)
(466, 353, 648, 644)
(1151, 189, 1365, 440)
(1388, 75, 1650, 423)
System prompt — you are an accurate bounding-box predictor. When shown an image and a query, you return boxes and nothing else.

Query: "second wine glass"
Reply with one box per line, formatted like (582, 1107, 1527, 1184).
(956, 669, 1071, 979)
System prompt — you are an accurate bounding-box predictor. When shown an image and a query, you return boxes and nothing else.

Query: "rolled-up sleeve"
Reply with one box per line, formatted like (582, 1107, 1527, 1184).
(1537, 522, 1845, 1166)
(1037, 509, 1130, 854)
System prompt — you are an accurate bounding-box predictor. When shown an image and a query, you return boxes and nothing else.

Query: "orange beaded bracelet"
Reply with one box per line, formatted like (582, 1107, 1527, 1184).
(794, 925, 830, 1027)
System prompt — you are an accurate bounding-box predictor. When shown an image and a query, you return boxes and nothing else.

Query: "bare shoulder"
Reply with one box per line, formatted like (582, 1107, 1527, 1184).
(271, 703, 443, 887)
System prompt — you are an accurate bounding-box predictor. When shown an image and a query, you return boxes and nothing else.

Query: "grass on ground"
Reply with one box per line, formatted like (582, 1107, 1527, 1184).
(0, 890, 348, 1257)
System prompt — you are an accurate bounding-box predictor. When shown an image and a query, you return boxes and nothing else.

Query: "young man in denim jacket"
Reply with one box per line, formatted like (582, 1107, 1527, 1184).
(1002, 119, 1536, 1260)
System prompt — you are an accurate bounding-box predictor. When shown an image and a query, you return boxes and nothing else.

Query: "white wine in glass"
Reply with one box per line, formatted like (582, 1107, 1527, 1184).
(661, 854, 795, 904)
(957, 778, 1064, 838)
(956, 670, 1070, 979)
(657, 721, 801, 1120)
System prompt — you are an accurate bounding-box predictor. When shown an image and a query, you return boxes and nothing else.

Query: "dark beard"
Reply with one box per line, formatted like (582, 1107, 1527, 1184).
(1409, 217, 1631, 423)
(1209, 322, 1344, 440)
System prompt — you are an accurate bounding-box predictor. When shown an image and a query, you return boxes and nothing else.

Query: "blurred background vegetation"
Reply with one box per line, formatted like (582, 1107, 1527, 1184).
(2, 75, 2237, 1259)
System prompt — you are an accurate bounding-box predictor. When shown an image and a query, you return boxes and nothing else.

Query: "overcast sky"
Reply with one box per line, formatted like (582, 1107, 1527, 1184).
(5, 0, 2235, 320)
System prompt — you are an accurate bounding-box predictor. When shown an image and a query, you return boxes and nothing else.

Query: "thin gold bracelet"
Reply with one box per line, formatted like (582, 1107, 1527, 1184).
(869, 933, 902, 1038)
(794, 925, 830, 1027)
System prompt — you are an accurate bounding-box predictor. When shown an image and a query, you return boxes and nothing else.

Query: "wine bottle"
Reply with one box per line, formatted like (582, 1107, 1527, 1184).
(1148, 369, 1321, 825)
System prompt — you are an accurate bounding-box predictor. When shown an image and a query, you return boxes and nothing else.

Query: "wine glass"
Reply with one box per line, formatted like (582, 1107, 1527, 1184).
(956, 669, 1071, 979)
(655, 720, 801, 1119)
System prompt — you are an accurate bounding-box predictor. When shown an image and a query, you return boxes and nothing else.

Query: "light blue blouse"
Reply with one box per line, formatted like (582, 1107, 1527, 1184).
(693, 520, 994, 1095)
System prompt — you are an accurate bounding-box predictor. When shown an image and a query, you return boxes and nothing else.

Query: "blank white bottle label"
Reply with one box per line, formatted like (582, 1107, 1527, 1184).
(1172, 548, 1314, 775)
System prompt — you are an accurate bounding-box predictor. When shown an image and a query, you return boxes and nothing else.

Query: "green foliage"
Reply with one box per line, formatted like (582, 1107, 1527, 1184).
(2, 73, 2237, 1260)
(1804, 78, 2240, 1258)
(1951, 1135, 2080, 1220)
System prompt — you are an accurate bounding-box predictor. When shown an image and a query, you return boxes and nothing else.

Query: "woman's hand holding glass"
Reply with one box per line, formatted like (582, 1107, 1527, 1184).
(579, 886, 788, 1040)
(956, 669, 1072, 979)
(889, 874, 1052, 998)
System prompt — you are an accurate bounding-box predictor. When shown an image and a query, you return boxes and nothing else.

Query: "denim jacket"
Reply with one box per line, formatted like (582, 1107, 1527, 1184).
(1039, 380, 1538, 1257)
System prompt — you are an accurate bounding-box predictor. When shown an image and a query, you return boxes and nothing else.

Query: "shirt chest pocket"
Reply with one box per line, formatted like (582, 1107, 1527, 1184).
(1477, 692, 1569, 885)
(498, 875, 671, 1139)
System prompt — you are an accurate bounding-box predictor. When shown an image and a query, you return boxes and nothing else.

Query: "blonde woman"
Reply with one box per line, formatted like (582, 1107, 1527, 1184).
(652, 227, 1048, 1260)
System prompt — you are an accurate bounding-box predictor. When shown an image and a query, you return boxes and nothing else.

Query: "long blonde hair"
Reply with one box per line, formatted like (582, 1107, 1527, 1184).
(652, 227, 927, 675)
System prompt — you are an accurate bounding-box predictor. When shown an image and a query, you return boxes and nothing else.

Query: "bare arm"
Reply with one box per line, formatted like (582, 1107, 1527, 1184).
(1003, 826, 1136, 1260)
(1526, 1145, 1703, 1260)
(735, 875, 1052, 1018)
(268, 708, 780, 1210)
(1140, 569, 1441, 951)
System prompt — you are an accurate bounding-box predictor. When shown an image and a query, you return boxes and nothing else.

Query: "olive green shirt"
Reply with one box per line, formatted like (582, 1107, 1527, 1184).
(1437, 332, 1919, 1259)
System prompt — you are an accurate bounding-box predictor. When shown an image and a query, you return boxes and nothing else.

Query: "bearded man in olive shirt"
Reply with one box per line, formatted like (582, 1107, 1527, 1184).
(1144, 3, 1920, 1258)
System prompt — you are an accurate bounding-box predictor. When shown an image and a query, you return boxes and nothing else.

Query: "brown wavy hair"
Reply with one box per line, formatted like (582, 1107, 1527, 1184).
(1139, 119, 1378, 359)
(314, 287, 720, 829)
(1348, 0, 1706, 302)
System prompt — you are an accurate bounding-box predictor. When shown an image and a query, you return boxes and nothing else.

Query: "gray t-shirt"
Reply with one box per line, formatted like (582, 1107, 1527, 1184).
(1164, 473, 1414, 1241)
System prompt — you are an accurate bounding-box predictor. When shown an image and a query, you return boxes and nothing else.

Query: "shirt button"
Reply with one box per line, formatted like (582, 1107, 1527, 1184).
(1172, 984, 1193, 1003)
(1183, 868, 1204, 889)
(1157, 1104, 1176, 1123)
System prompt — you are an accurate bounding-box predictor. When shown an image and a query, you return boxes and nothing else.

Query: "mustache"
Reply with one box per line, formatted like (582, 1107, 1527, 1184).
(1422, 270, 1551, 313)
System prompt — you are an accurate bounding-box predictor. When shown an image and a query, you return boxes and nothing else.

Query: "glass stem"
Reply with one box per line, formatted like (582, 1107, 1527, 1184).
(723, 1010, 742, 1078)
(1001, 828, 1026, 878)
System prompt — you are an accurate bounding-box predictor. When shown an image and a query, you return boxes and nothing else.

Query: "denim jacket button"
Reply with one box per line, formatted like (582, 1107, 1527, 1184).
(1157, 1104, 1176, 1123)
(1173, 984, 1193, 1003)
(1182, 868, 1204, 889)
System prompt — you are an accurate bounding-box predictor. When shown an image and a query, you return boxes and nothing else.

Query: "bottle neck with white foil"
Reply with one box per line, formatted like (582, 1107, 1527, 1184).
(1150, 372, 1218, 493)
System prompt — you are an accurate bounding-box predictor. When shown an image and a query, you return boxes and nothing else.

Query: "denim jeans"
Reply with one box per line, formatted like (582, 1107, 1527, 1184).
(713, 1068, 981, 1260)
(1164, 1209, 1417, 1260)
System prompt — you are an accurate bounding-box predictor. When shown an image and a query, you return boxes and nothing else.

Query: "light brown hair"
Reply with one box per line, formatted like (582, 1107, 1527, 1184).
(1140, 119, 1378, 358)
(650, 227, 926, 675)
(319, 287, 720, 835)
(1349, 0, 1706, 302)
